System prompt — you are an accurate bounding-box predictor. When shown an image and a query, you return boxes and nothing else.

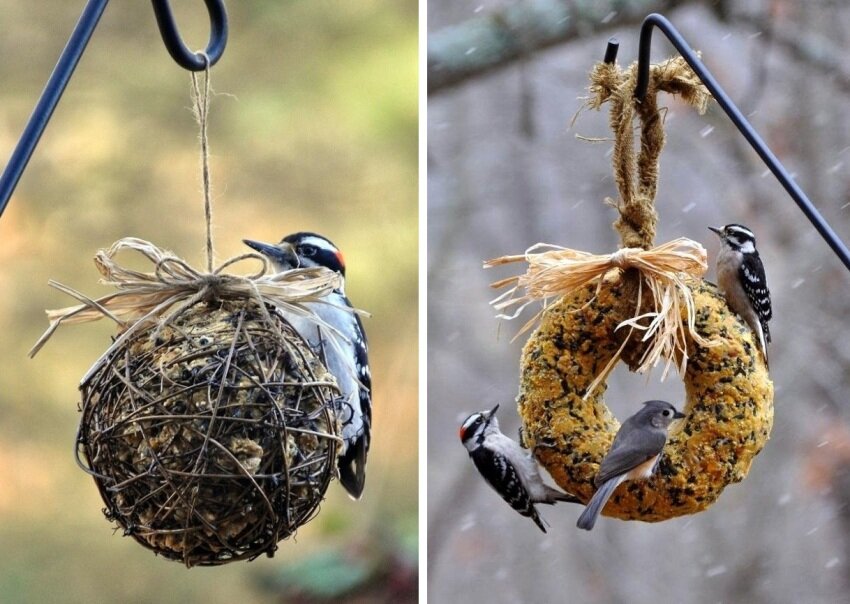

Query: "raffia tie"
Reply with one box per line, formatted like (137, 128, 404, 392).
(486, 237, 715, 396)
(29, 237, 360, 365)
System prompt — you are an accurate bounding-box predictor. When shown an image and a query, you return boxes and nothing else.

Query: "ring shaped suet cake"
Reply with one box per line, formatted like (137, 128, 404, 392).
(518, 271, 773, 521)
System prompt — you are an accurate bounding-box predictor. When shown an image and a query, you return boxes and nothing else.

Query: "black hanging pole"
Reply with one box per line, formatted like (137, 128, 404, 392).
(603, 38, 620, 65)
(0, 0, 229, 222)
(0, 0, 109, 220)
(606, 13, 850, 273)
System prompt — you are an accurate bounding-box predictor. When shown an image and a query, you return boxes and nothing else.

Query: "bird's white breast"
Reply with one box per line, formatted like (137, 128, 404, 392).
(716, 248, 762, 335)
(280, 294, 365, 448)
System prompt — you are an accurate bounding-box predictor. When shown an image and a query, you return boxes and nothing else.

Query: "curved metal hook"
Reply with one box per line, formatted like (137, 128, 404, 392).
(151, 0, 228, 71)
(602, 13, 850, 273)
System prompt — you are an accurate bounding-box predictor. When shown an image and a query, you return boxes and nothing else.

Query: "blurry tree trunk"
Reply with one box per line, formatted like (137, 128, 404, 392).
(428, 0, 688, 93)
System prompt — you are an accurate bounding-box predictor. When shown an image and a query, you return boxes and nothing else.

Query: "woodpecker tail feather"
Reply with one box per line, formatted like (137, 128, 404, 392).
(530, 507, 548, 533)
(755, 321, 769, 369)
(338, 434, 368, 500)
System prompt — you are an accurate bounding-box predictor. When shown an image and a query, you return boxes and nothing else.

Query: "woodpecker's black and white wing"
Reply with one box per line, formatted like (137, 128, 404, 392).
(738, 251, 772, 344)
(335, 309, 371, 499)
(470, 447, 547, 532)
(244, 232, 372, 499)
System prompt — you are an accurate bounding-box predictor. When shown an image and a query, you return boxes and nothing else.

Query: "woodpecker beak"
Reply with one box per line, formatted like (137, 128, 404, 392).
(708, 226, 723, 237)
(485, 404, 500, 419)
(674, 409, 686, 419)
(243, 239, 299, 270)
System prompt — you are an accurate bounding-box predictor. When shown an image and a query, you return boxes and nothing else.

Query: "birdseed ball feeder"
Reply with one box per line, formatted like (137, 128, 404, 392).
(79, 300, 340, 565)
(32, 239, 349, 566)
(486, 55, 774, 523)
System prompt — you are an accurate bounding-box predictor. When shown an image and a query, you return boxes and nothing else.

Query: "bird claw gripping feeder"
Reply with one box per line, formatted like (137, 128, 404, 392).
(5, 2, 364, 566)
(486, 14, 850, 523)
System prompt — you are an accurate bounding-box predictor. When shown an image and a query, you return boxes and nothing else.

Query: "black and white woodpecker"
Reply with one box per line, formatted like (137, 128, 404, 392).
(460, 404, 579, 532)
(244, 232, 371, 499)
(709, 224, 772, 365)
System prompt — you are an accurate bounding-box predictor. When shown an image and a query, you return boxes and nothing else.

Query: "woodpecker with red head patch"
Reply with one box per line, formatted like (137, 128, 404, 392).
(244, 232, 371, 499)
(460, 404, 579, 532)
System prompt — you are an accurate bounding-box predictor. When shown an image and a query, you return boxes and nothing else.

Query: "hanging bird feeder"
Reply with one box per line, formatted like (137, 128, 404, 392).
(485, 19, 802, 522)
(37, 239, 348, 566)
(11, 1, 365, 566)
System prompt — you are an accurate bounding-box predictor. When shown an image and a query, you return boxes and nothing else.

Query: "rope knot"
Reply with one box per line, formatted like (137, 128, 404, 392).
(485, 237, 715, 395)
(610, 247, 639, 268)
(29, 237, 360, 359)
(200, 273, 223, 286)
(584, 56, 711, 249)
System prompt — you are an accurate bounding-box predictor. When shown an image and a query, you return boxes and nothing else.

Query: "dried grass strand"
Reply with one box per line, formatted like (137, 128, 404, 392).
(486, 237, 715, 395)
(29, 237, 366, 361)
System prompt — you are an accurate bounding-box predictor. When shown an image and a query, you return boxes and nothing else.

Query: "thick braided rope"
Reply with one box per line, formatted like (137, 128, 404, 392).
(587, 57, 710, 249)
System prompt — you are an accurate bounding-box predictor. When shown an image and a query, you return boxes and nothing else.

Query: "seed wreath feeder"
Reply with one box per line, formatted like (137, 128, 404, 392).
(486, 14, 850, 523)
(3, 1, 365, 566)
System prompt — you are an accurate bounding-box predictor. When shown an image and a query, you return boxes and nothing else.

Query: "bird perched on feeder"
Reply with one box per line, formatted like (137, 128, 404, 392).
(244, 232, 371, 499)
(577, 400, 685, 530)
(709, 224, 772, 365)
(460, 404, 579, 532)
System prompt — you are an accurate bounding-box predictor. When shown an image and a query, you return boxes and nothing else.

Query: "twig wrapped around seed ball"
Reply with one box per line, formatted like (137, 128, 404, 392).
(33, 238, 356, 566)
(79, 300, 340, 565)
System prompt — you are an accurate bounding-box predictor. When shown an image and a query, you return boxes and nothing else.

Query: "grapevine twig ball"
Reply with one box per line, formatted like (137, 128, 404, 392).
(32, 238, 354, 565)
(77, 299, 341, 566)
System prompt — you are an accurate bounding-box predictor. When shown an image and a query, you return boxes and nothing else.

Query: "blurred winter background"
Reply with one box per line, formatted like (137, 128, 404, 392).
(429, 1, 850, 602)
(0, 2, 416, 602)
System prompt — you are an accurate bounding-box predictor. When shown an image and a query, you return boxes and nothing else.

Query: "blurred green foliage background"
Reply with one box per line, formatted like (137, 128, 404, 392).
(0, 1, 417, 602)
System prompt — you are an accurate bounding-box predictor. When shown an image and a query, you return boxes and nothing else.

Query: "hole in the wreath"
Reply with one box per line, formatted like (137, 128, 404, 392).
(604, 363, 686, 422)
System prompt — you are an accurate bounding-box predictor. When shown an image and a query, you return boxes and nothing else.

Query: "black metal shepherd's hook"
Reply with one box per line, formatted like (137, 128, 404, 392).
(152, 0, 228, 71)
(0, 0, 228, 221)
(604, 13, 850, 273)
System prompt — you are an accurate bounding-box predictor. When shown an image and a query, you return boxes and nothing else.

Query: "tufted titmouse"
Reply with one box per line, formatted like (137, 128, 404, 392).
(576, 400, 685, 530)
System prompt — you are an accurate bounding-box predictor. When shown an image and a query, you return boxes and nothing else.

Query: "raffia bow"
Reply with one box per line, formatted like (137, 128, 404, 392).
(29, 237, 364, 371)
(485, 237, 715, 396)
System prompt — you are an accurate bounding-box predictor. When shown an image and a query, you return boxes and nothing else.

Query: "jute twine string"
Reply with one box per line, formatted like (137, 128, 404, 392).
(191, 57, 215, 273)
(30, 60, 363, 368)
(487, 56, 714, 395)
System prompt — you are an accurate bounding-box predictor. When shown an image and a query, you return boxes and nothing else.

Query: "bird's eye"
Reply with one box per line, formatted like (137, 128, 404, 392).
(663, 409, 671, 417)
(299, 245, 317, 258)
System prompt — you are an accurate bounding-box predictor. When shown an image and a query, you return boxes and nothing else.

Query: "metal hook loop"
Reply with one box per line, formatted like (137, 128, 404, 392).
(151, 0, 228, 71)
(600, 13, 850, 272)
